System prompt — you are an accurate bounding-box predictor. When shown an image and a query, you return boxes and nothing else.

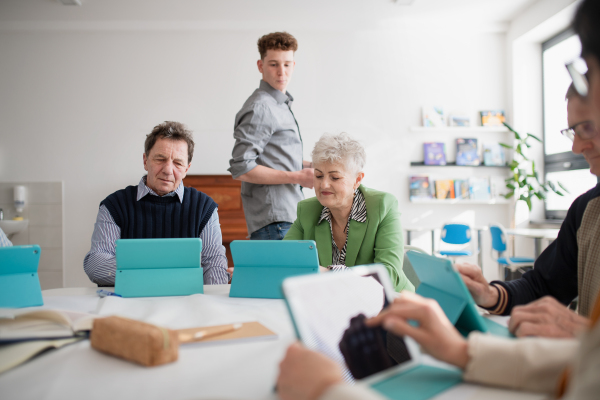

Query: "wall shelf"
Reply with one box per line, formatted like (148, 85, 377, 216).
(410, 198, 510, 204)
(410, 161, 509, 168)
(409, 126, 509, 133)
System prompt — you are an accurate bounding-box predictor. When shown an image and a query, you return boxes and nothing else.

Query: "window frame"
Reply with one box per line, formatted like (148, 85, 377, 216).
(542, 29, 591, 220)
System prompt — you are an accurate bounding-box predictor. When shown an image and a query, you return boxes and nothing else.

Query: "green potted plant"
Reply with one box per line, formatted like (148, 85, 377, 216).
(500, 122, 568, 211)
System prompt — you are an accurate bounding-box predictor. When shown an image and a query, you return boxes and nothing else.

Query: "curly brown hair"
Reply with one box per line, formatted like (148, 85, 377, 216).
(257, 32, 298, 60)
(144, 121, 195, 164)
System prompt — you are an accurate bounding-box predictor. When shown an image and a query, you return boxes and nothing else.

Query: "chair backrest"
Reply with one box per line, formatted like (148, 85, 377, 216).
(440, 223, 471, 245)
(489, 224, 507, 253)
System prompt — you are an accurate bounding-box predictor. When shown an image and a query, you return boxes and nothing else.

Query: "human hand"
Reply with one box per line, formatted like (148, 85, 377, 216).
(508, 296, 590, 338)
(277, 342, 343, 400)
(456, 263, 498, 308)
(294, 168, 314, 189)
(227, 267, 234, 283)
(367, 292, 469, 369)
(318, 266, 329, 273)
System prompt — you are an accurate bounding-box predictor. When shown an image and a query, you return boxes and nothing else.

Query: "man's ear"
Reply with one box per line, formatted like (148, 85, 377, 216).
(143, 153, 148, 172)
(257, 59, 264, 73)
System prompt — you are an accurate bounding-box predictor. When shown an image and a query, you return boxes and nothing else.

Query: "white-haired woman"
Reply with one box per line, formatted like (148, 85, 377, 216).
(284, 132, 414, 292)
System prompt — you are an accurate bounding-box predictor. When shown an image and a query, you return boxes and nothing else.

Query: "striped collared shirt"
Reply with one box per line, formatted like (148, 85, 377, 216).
(83, 176, 229, 286)
(0, 227, 12, 247)
(318, 188, 367, 270)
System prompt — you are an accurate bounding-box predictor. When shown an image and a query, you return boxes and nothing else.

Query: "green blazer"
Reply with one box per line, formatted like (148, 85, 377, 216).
(284, 185, 414, 292)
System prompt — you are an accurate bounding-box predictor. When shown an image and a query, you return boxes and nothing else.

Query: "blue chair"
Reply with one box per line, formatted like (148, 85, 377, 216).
(489, 223, 534, 281)
(438, 223, 474, 263)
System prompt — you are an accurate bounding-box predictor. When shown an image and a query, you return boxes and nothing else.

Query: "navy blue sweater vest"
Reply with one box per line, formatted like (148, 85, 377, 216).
(101, 185, 217, 239)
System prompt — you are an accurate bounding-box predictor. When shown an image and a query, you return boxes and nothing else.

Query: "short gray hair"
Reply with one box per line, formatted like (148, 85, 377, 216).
(311, 132, 366, 174)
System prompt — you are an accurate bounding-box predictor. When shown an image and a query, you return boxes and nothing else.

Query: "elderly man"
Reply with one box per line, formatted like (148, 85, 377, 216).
(456, 83, 600, 339)
(84, 121, 229, 286)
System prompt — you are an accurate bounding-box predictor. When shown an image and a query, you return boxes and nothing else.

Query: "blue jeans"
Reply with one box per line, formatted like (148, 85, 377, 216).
(250, 222, 292, 240)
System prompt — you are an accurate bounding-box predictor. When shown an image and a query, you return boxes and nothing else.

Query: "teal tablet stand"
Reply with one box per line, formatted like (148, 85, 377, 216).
(0, 245, 44, 308)
(115, 238, 203, 298)
(229, 240, 319, 299)
(406, 251, 512, 338)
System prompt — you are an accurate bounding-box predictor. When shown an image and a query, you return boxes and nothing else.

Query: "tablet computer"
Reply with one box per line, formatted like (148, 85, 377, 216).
(115, 238, 203, 298)
(405, 251, 512, 337)
(229, 240, 318, 299)
(0, 245, 43, 308)
(282, 266, 462, 400)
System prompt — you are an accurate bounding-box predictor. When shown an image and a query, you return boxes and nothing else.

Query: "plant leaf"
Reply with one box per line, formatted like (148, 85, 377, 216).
(527, 133, 542, 142)
(499, 142, 512, 149)
(548, 181, 556, 191)
(506, 183, 515, 190)
(557, 181, 570, 194)
(504, 192, 514, 199)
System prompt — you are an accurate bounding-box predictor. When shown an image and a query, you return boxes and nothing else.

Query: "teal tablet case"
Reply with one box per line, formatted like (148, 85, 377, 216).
(115, 238, 203, 298)
(0, 245, 44, 308)
(229, 240, 319, 299)
(371, 364, 463, 400)
(406, 251, 512, 338)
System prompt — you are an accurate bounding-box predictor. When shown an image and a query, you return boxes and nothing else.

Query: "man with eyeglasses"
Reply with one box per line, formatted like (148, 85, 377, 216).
(456, 84, 600, 339)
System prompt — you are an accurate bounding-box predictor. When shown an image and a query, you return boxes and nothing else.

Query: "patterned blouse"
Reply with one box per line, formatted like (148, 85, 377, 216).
(318, 188, 367, 271)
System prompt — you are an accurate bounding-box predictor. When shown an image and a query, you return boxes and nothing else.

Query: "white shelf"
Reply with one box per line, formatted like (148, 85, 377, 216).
(409, 198, 510, 205)
(409, 126, 509, 133)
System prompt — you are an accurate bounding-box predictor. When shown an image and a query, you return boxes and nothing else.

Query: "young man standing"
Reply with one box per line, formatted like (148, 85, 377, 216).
(228, 32, 314, 240)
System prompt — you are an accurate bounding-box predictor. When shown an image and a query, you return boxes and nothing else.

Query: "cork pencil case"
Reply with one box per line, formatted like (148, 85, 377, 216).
(90, 316, 179, 367)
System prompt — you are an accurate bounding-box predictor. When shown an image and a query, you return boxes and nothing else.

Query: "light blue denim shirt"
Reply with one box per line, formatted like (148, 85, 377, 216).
(228, 80, 304, 234)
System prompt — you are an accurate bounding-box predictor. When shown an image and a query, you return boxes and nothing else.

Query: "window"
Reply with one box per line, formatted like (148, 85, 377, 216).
(542, 30, 596, 219)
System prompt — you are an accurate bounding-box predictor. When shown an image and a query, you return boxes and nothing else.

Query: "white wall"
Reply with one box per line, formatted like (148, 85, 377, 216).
(0, 16, 512, 286)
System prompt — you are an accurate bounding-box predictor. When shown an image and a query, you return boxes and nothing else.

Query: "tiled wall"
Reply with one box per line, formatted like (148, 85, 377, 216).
(0, 182, 63, 289)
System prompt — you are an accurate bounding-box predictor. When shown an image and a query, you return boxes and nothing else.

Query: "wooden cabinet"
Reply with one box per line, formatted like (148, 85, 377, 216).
(182, 175, 248, 267)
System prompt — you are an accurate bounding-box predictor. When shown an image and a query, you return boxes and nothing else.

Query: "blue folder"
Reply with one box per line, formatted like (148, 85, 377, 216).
(115, 238, 203, 298)
(0, 245, 44, 308)
(406, 251, 512, 338)
(229, 240, 319, 299)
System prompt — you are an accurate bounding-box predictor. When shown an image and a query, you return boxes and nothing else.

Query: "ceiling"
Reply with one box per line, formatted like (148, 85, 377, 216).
(0, 0, 540, 31)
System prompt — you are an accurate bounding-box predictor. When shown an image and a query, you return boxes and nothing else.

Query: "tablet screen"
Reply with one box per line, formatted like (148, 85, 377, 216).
(284, 269, 412, 382)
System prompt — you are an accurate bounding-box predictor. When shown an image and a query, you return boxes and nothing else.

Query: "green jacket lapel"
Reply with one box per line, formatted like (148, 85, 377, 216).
(345, 219, 367, 266)
(315, 221, 333, 267)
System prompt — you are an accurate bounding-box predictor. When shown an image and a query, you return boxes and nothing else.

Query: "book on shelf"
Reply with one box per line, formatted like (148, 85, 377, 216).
(422, 106, 445, 127)
(469, 177, 491, 200)
(423, 142, 446, 165)
(449, 114, 471, 127)
(409, 176, 433, 201)
(479, 110, 506, 126)
(483, 143, 506, 166)
(454, 180, 470, 200)
(456, 138, 480, 166)
(435, 179, 455, 199)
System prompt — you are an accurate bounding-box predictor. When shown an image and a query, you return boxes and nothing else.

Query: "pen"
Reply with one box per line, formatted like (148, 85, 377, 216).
(96, 289, 122, 298)
(179, 323, 243, 343)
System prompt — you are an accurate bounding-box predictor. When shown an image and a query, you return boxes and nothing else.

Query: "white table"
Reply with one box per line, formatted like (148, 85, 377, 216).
(0, 286, 543, 400)
(505, 228, 560, 258)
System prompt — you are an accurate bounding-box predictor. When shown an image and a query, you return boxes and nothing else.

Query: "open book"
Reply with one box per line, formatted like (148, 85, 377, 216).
(0, 309, 97, 343)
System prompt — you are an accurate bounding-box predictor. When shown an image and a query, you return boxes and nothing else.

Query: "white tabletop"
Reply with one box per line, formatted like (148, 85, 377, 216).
(505, 228, 560, 239)
(0, 286, 544, 400)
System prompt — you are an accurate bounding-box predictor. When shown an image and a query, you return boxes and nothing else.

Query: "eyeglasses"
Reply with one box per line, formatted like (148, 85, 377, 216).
(561, 120, 598, 142)
(565, 57, 589, 97)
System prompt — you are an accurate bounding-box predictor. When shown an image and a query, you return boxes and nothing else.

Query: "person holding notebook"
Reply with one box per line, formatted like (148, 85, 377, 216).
(83, 121, 229, 286)
(284, 132, 414, 293)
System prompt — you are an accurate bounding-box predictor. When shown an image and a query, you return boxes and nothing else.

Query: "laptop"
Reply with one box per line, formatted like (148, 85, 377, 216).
(405, 251, 512, 337)
(0, 245, 44, 308)
(229, 240, 319, 299)
(115, 238, 203, 298)
(282, 265, 462, 400)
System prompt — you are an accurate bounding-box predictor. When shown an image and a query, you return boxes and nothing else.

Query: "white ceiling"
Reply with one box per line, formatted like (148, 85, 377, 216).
(0, 0, 539, 31)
